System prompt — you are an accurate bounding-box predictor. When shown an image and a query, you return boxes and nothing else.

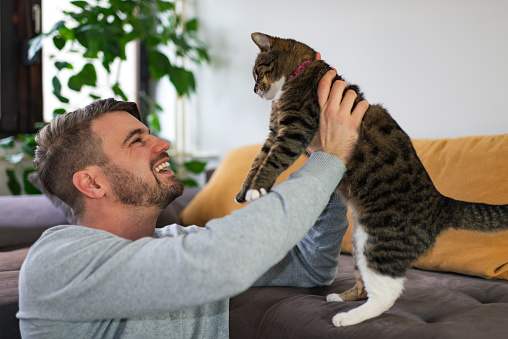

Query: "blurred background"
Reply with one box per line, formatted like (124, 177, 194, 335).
(1, 0, 507, 194)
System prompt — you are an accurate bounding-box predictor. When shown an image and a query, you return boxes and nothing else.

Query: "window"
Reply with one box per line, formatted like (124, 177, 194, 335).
(0, 0, 43, 137)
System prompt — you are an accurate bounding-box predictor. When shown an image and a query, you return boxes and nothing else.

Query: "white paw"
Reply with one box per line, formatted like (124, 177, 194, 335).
(326, 293, 343, 302)
(332, 312, 361, 327)
(245, 188, 267, 202)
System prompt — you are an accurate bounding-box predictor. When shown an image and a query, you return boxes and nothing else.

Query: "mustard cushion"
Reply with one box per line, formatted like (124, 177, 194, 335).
(180, 134, 508, 279)
(180, 144, 307, 227)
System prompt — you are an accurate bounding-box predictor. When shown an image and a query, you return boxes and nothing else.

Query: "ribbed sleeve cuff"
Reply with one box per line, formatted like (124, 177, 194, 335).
(297, 152, 346, 187)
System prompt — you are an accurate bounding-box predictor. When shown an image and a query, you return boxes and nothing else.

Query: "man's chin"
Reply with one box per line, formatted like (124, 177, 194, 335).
(159, 180, 184, 208)
(171, 180, 185, 199)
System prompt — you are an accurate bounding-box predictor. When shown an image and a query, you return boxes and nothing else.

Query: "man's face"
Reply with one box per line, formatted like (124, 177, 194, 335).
(91, 111, 184, 209)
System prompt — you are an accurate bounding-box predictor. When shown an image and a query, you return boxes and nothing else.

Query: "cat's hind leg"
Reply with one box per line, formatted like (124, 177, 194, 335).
(329, 225, 406, 327)
(327, 222, 368, 302)
(326, 268, 367, 302)
(331, 268, 405, 327)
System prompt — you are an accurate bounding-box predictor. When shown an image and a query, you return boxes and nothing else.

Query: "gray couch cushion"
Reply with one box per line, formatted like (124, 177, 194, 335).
(230, 254, 508, 339)
(28, 172, 77, 224)
(0, 195, 67, 250)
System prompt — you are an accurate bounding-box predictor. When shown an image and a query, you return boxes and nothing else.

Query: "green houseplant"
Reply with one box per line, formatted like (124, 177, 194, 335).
(1, 0, 209, 194)
(0, 134, 40, 195)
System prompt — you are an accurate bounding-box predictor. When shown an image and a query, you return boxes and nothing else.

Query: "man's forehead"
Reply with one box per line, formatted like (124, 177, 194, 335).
(92, 111, 147, 143)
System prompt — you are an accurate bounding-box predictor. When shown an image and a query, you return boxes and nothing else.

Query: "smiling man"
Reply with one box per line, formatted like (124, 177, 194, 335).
(74, 111, 185, 240)
(17, 70, 368, 338)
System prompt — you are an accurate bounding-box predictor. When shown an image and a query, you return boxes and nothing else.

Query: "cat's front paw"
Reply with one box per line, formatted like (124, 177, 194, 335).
(235, 191, 247, 204)
(245, 188, 267, 202)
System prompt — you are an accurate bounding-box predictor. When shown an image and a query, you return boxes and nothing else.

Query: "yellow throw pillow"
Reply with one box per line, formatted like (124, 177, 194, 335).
(180, 144, 307, 227)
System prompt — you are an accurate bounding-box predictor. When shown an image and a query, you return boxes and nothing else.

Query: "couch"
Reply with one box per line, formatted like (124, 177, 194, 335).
(1, 134, 507, 338)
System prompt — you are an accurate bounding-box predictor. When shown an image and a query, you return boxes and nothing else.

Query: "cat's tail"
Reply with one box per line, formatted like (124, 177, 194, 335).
(450, 198, 508, 232)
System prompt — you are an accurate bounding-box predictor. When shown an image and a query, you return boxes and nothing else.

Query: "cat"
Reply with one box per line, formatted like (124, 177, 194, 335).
(236, 32, 508, 327)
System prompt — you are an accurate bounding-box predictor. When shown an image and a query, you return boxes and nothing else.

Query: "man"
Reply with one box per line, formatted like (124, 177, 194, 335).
(17, 70, 368, 338)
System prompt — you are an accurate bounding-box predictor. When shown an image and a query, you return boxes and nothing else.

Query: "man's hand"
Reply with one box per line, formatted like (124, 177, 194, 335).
(309, 69, 369, 166)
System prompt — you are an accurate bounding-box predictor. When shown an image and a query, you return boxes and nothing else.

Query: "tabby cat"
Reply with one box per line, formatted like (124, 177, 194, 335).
(236, 32, 508, 327)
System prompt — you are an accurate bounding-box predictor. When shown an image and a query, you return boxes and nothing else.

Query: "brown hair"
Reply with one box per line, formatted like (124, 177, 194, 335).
(34, 98, 142, 218)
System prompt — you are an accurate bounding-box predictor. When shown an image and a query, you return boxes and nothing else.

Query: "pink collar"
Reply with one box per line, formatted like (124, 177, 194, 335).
(289, 60, 312, 80)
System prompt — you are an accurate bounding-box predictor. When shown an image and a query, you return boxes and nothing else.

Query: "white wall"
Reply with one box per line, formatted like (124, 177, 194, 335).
(189, 0, 508, 160)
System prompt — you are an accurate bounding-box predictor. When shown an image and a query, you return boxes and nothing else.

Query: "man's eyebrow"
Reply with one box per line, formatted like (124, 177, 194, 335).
(122, 128, 150, 148)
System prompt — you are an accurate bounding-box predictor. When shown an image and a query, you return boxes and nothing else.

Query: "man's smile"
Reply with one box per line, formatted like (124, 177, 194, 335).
(154, 161, 171, 173)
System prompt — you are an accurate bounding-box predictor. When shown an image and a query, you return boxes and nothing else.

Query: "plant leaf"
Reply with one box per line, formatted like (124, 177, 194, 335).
(52, 76, 62, 94)
(71, 1, 89, 9)
(148, 50, 171, 80)
(184, 160, 207, 174)
(0, 136, 15, 149)
(53, 108, 66, 115)
(53, 91, 70, 104)
(181, 178, 199, 187)
(6, 152, 25, 164)
(68, 63, 97, 91)
(6, 169, 21, 195)
(28, 35, 44, 60)
(146, 112, 161, 134)
(48, 20, 65, 34)
(157, 0, 176, 12)
(53, 35, 67, 50)
(22, 135, 37, 156)
(185, 18, 198, 32)
(23, 168, 41, 195)
(112, 83, 128, 101)
(55, 61, 73, 71)
(168, 66, 195, 96)
(52, 76, 70, 103)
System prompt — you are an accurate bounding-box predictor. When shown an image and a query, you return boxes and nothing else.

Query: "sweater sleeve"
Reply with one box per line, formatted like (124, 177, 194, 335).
(18, 152, 346, 322)
(253, 192, 348, 288)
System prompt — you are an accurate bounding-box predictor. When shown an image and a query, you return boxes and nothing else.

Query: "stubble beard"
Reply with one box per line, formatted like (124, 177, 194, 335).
(103, 164, 184, 210)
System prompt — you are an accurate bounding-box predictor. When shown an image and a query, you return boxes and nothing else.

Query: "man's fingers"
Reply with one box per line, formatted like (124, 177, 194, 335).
(339, 89, 358, 115)
(324, 80, 348, 116)
(318, 70, 337, 108)
(351, 100, 369, 123)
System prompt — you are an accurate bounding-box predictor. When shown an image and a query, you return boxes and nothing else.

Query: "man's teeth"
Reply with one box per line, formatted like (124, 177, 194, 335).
(155, 161, 170, 173)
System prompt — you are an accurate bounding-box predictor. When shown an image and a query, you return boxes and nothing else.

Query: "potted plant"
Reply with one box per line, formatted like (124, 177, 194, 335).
(2, 0, 209, 193)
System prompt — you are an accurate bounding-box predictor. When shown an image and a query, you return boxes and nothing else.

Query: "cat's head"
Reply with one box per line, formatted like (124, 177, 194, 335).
(251, 32, 316, 101)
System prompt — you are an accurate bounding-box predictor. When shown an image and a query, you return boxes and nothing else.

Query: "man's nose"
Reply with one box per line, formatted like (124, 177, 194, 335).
(151, 135, 170, 153)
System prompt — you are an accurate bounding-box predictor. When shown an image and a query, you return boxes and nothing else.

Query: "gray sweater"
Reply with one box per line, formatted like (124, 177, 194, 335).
(18, 152, 348, 338)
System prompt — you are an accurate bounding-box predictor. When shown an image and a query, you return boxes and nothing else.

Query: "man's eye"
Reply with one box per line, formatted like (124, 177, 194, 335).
(131, 138, 142, 145)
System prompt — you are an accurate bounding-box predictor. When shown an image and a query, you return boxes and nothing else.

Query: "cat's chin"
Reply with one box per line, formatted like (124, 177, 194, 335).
(260, 77, 285, 101)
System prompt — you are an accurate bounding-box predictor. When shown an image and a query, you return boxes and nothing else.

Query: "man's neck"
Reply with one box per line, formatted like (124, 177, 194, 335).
(78, 203, 160, 241)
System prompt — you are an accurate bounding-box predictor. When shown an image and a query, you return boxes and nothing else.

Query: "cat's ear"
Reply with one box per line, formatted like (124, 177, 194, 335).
(251, 32, 271, 51)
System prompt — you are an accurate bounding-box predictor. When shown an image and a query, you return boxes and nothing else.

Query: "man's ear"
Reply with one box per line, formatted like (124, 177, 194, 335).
(73, 168, 106, 199)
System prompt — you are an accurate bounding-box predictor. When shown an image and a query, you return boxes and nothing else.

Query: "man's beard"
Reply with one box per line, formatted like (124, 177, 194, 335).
(103, 163, 184, 210)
